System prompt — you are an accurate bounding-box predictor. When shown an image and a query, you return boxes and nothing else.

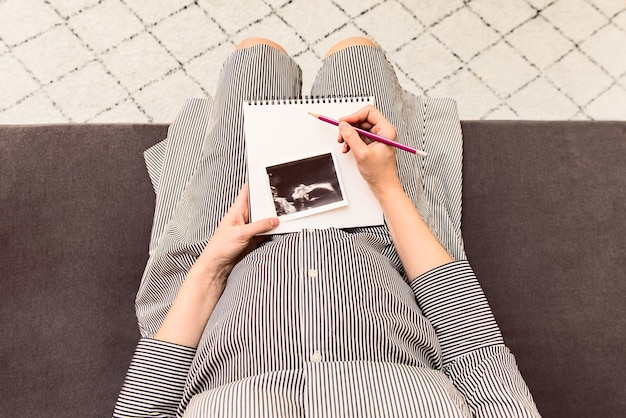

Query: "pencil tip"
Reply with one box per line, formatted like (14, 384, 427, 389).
(309, 112, 320, 118)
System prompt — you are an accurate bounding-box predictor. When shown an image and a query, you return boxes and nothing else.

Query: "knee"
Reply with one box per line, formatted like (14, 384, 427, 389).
(324, 37, 378, 58)
(236, 37, 288, 55)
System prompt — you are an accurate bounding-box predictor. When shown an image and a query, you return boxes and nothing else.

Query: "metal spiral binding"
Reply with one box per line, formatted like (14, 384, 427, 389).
(246, 96, 369, 105)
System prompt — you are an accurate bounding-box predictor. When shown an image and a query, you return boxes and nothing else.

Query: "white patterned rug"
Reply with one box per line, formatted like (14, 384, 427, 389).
(1, 0, 625, 123)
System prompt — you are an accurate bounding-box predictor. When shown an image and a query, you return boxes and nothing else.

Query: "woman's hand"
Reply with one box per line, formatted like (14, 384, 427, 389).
(338, 105, 452, 280)
(337, 105, 402, 197)
(195, 183, 279, 283)
(155, 183, 278, 348)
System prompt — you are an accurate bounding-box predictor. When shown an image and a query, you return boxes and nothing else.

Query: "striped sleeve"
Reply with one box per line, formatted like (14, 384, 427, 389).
(113, 338, 196, 418)
(411, 261, 541, 417)
(410, 260, 503, 365)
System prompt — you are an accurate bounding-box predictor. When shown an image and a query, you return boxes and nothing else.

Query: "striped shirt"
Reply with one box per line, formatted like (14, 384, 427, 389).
(113, 45, 541, 417)
(114, 260, 539, 417)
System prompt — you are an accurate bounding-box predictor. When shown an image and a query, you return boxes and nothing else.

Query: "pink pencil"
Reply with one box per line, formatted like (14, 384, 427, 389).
(309, 112, 427, 157)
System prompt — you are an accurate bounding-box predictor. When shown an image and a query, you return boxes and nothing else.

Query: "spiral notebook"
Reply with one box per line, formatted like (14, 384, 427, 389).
(243, 96, 384, 234)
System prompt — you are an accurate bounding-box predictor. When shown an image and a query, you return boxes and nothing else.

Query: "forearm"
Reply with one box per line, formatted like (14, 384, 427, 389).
(154, 261, 227, 348)
(153, 184, 278, 348)
(374, 181, 452, 281)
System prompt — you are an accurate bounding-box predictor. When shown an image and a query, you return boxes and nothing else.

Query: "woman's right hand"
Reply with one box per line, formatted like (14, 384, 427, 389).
(339, 106, 453, 281)
(337, 105, 403, 197)
(155, 183, 278, 348)
(196, 183, 279, 284)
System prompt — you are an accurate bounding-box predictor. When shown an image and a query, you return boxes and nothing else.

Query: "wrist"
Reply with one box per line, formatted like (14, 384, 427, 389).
(189, 253, 231, 287)
(197, 236, 247, 279)
(184, 263, 228, 311)
(371, 179, 404, 205)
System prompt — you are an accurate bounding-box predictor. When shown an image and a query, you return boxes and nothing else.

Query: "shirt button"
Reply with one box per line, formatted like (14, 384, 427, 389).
(308, 269, 318, 279)
(311, 351, 323, 363)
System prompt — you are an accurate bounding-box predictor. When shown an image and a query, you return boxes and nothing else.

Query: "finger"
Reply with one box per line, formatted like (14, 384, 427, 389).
(371, 124, 397, 143)
(339, 116, 373, 131)
(361, 105, 386, 127)
(226, 183, 250, 219)
(236, 183, 249, 206)
(339, 112, 366, 127)
(241, 217, 279, 238)
(339, 121, 368, 156)
(340, 106, 396, 142)
(339, 105, 371, 122)
(340, 105, 384, 127)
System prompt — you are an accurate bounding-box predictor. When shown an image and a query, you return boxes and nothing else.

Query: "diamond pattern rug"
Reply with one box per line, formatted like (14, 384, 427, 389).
(1, 0, 625, 123)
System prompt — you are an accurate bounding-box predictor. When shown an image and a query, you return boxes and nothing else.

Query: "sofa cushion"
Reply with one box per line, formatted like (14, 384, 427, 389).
(461, 121, 626, 418)
(0, 124, 166, 418)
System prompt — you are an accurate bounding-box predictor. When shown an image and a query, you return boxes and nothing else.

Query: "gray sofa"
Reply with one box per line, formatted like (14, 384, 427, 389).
(1, 122, 624, 418)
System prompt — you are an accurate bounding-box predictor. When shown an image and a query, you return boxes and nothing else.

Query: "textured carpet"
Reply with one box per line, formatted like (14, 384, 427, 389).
(1, 0, 625, 123)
